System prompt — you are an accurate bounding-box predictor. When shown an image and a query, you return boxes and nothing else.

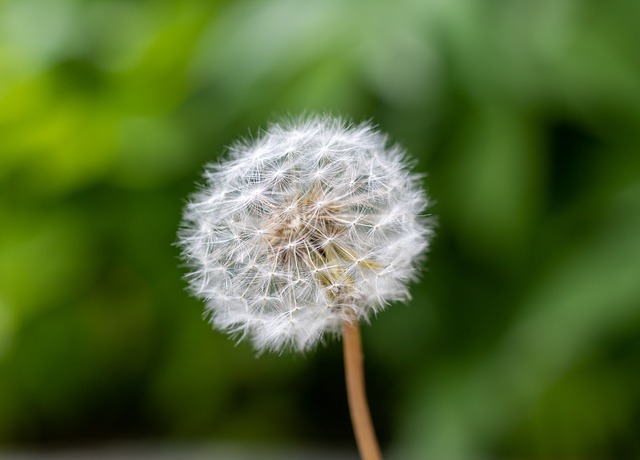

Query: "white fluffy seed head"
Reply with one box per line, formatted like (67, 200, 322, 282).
(179, 116, 434, 352)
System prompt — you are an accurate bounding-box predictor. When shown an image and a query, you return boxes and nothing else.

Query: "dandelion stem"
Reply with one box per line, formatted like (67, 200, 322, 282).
(343, 320, 383, 460)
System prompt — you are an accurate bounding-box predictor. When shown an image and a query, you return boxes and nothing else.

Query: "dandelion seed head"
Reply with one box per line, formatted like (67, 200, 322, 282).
(179, 116, 434, 352)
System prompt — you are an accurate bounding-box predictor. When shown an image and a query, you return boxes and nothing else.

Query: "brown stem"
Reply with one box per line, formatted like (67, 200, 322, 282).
(342, 320, 383, 460)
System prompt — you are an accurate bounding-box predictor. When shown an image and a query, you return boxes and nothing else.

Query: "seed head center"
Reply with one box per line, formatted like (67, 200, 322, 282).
(264, 192, 342, 261)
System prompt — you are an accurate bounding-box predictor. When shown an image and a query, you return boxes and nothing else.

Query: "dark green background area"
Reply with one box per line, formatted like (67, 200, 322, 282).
(1, 0, 640, 458)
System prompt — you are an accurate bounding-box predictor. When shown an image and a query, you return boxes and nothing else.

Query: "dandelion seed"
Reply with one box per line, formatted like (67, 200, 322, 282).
(179, 115, 433, 353)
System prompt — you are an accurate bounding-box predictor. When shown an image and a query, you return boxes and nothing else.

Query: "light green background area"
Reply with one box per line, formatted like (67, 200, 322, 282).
(1, 0, 640, 458)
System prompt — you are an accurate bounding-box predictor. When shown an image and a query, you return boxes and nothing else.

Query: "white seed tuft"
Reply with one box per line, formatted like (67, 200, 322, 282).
(179, 116, 434, 352)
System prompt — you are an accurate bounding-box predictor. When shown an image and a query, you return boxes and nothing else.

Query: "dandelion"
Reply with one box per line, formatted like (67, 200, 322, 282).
(179, 115, 433, 459)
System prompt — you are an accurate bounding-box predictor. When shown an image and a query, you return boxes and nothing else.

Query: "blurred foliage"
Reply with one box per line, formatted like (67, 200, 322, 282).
(1, 0, 640, 458)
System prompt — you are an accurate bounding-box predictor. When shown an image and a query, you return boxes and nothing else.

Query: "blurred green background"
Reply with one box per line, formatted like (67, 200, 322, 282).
(1, 0, 640, 458)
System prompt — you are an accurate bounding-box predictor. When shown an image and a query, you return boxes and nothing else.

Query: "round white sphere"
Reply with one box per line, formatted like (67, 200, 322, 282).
(179, 116, 433, 352)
